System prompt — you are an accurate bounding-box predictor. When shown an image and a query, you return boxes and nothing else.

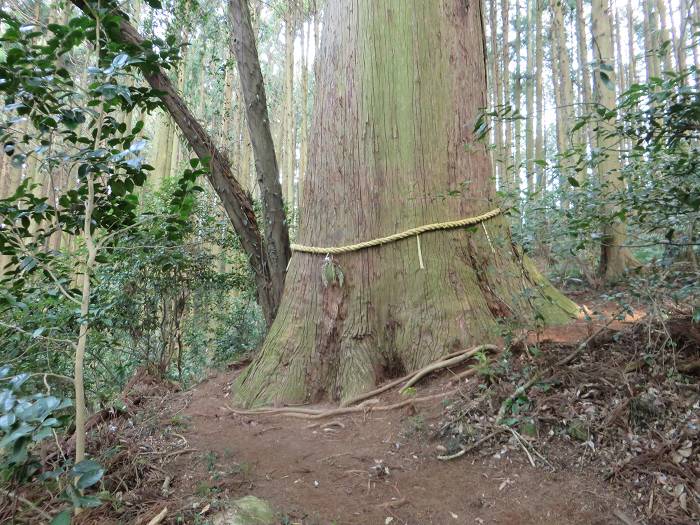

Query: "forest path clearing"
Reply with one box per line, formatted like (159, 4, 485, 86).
(159, 307, 644, 525)
(164, 370, 629, 525)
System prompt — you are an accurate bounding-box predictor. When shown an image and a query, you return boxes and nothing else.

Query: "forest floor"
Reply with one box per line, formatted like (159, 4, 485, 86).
(31, 291, 700, 524)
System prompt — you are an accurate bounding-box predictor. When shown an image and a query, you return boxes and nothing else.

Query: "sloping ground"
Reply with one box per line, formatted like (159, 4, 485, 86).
(5, 297, 696, 525)
(122, 305, 697, 524)
(158, 370, 631, 525)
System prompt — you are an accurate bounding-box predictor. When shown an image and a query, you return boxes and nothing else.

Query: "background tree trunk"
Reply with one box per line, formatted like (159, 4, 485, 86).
(591, 0, 637, 279)
(525, 0, 535, 195)
(282, 3, 296, 208)
(233, 0, 578, 408)
(575, 0, 593, 151)
(534, 0, 544, 192)
(500, 0, 511, 191)
(71, 0, 290, 325)
(551, 0, 575, 205)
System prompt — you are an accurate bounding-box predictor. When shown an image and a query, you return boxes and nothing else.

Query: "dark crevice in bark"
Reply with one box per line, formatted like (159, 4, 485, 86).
(467, 238, 514, 320)
(311, 283, 347, 401)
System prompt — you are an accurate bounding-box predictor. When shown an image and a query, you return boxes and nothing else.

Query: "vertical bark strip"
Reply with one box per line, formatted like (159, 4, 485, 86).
(500, 0, 511, 189)
(233, 0, 578, 408)
(551, 0, 575, 200)
(576, 0, 594, 148)
(524, 0, 535, 194)
(534, 0, 543, 191)
(228, 0, 291, 315)
(591, 0, 637, 279)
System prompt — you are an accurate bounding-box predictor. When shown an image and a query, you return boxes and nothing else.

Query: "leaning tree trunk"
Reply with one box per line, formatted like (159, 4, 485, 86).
(233, 0, 578, 408)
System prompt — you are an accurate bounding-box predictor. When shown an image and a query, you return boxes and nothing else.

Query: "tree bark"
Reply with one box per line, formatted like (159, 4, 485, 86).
(299, 17, 310, 204)
(534, 0, 544, 192)
(575, 0, 593, 148)
(551, 0, 575, 200)
(70, 0, 289, 325)
(228, 0, 291, 314)
(233, 0, 578, 408)
(626, 0, 637, 85)
(524, 0, 535, 195)
(500, 0, 511, 191)
(655, 0, 673, 73)
(643, 0, 660, 81)
(513, 0, 522, 193)
(488, 0, 502, 185)
(282, 4, 296, 210)
(591, 0, 637, 280)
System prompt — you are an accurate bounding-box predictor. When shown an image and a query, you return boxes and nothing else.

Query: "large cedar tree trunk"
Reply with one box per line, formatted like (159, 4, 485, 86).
(234, 0, 578, 407)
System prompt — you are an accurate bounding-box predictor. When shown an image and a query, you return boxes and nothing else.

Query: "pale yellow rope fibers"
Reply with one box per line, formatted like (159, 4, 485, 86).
(291, 207, 502, 255)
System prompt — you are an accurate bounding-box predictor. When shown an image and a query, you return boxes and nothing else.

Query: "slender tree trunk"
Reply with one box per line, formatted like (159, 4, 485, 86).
(169, 29, 189, 178)
(576, 0, 593, 152)
(614, 9, 626, 93)
(551, 0, 575, 201)
(283, 5, 296, 208)
(153, 114, 174, 186)
(513, 0, 522, 193)
(228, 0, 292, 315)
(71, 0, 289, 324)
(668, 0, 685, 73)
(655, 0, 673, 73)
(500, 0, 511, 190)
(233, 0, 578, 408)
(591, 0, 637, 280)
(489, 0, 502, 185)
(525, 0, 535, 195)
(534, 0, 544, 192)
(643, 0, 660, 80)
(626, 0, 638, 85)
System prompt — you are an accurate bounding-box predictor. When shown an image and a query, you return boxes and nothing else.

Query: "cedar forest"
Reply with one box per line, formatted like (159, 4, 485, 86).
(0, 0, 698, 524)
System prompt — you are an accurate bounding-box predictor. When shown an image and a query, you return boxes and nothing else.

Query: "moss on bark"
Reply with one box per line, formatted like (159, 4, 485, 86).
(232, 0, 579, 408)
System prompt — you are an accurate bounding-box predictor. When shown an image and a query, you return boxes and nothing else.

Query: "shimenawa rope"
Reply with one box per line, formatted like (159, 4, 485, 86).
(291, 207, 502, 255)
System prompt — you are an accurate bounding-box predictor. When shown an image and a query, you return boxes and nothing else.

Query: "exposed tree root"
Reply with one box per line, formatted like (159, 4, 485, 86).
(227, 391, 457, 420)
(227, 345, 501, 419)
(341, 344, 499, 407)
(399, 344, 499, 393)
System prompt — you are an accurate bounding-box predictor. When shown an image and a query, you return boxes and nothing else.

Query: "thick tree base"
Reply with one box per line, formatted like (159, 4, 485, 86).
(232, 220, 579, 408)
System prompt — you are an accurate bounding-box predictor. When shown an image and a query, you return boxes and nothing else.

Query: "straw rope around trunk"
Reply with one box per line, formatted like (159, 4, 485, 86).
(290, 207, 503, 255)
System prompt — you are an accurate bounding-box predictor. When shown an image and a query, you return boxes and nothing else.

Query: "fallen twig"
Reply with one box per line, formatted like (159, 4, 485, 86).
(497, 316, 621, 421)
(0, 488, 52, 521)
(437, 427, 507, 461)
(146, 506, 168, 525)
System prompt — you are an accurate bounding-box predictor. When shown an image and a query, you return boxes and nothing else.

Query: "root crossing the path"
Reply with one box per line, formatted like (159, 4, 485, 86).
(228, 344, 500, 419)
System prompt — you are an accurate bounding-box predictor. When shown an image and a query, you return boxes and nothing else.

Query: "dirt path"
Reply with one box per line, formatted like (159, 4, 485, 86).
(163, 369, 631, 525)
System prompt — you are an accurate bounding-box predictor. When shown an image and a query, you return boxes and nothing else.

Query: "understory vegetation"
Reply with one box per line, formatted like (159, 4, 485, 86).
(0, 0, 698, 523)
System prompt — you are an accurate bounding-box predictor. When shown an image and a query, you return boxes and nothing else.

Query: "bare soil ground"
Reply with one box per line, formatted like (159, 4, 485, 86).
(159, 371, 631, 525)
(6, 293, 697, 525)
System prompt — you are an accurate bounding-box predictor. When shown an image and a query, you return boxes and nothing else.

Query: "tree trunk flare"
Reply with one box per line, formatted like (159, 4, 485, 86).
(233, 0, 579, 408)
